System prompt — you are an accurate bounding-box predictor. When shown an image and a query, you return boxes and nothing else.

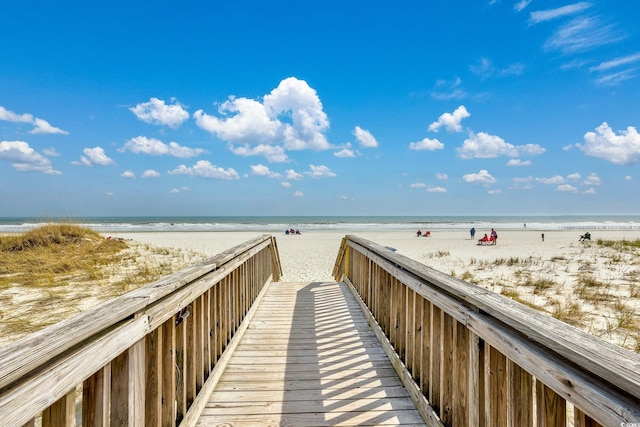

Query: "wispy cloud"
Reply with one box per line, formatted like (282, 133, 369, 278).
(589, 52, 640, 72)
(544, 16, 623, 54)
(529, 2, 592, 25)
(514, 0, 531, 13)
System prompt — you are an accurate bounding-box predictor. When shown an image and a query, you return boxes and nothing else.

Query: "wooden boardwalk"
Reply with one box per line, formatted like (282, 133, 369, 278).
(196, 281, 427, 426)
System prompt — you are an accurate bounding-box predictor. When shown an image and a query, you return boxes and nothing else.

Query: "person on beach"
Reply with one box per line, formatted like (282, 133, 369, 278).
(470, 227, 476, 240)
(416, 229, 422, 237)
(541, 233, 545, 242)
(478, 233, 489, 244)
(491, 228, 498, 245)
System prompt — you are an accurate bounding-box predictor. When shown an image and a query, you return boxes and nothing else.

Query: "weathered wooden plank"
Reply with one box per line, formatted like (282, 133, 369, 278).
(197, 410, 425, 426)
(536, 381, 566, 427)
(343, 236, 640, 400)
(198, 282, 429, 426)
(507, 360, 532, 427)
(440, 312, 454, 426)
(145, 327, 162, 427)
(0, 236, 274, 391)
(42, 390, 75, 427)
(82, 364, 110, 427)
(453, 320, 469, 426)
(0, 317, 149, 427)
(161, 317, 176, 426)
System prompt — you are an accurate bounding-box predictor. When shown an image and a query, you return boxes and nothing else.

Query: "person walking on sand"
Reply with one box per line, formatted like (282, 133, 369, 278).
(470, 227, 476, 240)
(491, 228, 498, 245)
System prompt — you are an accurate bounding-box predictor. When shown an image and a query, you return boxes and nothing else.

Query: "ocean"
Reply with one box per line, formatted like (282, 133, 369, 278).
(1, 215, 639, 233)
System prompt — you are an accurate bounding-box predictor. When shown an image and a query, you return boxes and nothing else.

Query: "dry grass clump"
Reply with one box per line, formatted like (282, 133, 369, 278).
(0, 223, 128, 288)
(0, 223, 204, 344)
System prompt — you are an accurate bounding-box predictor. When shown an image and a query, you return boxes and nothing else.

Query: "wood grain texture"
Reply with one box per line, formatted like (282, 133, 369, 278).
(196, 282, 428, 426)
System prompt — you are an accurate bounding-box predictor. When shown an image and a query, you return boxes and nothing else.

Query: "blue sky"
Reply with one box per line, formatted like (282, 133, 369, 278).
(1, 1, 639, 217)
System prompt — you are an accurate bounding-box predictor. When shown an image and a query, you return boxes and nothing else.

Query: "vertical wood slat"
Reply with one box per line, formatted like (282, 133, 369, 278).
(420, 299, 432, 398)
(175, 316, 186, 423)
(440, 312, 454, 426)
(453, 321, 469, 426)
(196, 295, 205, 391)
(536, 381, 567, 427)
(406, 287, 416, 376)
(110, 339, 145, 426)
(574, 408, 602, 427)
(161, 317, 176, 426)
(413, 293, 423, 386)
(468, 331, 481, 427)
(82, 364, 111, 427)
(507, 360, 532, 427)
(485, 343, 507, 427)
(43, 390, 75, 427)
(186, 303, 196, 408)
(203, 290, 212, 376)
(397, 280, 406, 361)
(430, 304, 442, 414)
(145, 327, 163, 427)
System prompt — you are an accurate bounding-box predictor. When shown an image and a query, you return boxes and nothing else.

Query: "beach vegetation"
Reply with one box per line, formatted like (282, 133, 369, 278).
(526, 278, 556, 294)
(596, 238, 640, 250)
(460, 271, 474, 282)
(551, 300, 584, 327)
(0, 223, 203, 343)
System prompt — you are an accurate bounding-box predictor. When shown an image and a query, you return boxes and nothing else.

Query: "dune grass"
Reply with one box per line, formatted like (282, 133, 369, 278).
(0, 223, 202, 344)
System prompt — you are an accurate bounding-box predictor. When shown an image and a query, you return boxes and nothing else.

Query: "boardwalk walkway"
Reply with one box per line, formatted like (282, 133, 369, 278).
(196, 281, 426, 426)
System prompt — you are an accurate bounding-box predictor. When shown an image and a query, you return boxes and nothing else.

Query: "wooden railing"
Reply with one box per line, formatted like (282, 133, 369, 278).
(333, 235, 640, 427)
(0, 235, 281, 427)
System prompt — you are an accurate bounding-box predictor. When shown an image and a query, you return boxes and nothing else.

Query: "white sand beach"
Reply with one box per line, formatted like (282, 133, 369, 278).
(116, 228, 640, 352)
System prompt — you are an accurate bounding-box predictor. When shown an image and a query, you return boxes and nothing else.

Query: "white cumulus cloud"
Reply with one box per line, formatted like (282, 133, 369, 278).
(194, 77, 331, 155)
(409, 138, 444, 151)
(168, 160, 239, 179)
(120, 136, 206, 158)
(229, 144, 289, 163)
(306, 164, 336, 178)
(76, 147, 115, 166)
(250, 164, 281, 179)
(462, 169, 496, 184)
(353, 126, 378, 148)
(457, 131, 545, 159)
(0, 140, 61, 174)
(0, 106, 68, 135)
(557, 184, 578, 192)
(142, 169, 161, 178)
(428, 105, 470, 133)
(426, 186, 447, 193)
(121, 170, 136, 179)
(284, 169, 304, 181)
(577, 122, 640, 165)
(130, 97, 189, 128)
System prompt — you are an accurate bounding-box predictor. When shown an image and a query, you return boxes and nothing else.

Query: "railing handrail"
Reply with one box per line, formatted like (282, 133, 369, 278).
(0, 234, 281, 426)
(334, 235, 640, 425)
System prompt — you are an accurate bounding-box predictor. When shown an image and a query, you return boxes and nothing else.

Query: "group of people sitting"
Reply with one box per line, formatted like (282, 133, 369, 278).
(478, 228, 498, 245)
(416, 230, 431, 237)
(285, 228, 301, 235)
(579, 232, 591, 241)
